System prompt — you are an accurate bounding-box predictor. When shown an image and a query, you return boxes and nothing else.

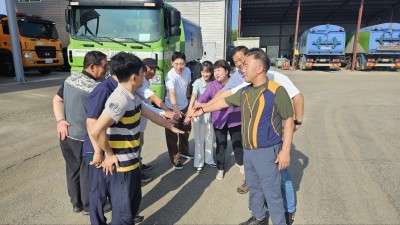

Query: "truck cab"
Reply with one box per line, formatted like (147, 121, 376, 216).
(0, 13, 64, 76)
(65, 0, 203, 99)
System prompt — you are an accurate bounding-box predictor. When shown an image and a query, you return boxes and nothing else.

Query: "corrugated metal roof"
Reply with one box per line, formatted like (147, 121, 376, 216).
(242, 0, 400, 25)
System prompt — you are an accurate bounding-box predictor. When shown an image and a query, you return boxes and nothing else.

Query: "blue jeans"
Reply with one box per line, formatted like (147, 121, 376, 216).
(281, 168, 296, 213)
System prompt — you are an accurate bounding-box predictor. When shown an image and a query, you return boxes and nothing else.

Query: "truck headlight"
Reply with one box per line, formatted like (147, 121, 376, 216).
(59, 52, 63, 58)
(24, 52, 34, 58)
(150, 74, 162, 85)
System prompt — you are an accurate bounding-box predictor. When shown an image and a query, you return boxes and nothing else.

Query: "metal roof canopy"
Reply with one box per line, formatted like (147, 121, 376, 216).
(239, 0, 400, 71)
(241, 0, 400, 25)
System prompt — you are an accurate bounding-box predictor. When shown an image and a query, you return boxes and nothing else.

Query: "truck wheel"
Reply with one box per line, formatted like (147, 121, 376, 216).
(38, 70, 52, 75)
(0, 56, 15, 77)
(356, 57, 364, 71)
(300, 59, 306, 70)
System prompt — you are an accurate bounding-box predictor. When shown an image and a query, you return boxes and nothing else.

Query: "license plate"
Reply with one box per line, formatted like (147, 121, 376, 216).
(319, 59, 327, 62)
(45, 58, 53, 64)
(381, 59, 389, 62)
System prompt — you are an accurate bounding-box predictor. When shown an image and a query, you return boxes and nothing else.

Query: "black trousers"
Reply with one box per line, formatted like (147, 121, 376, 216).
(59, 137, 89, 208)
(214, 125, 243, 170)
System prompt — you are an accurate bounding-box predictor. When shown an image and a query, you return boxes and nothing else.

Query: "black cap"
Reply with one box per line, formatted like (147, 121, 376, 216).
(143, 58, 159, 69)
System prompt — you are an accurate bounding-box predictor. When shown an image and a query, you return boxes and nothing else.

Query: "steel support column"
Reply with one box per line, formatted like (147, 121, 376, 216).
(291, 0, 300, 70)
(6, 0, 26, 82)
(351, 0, 364, 71)
(238, 0, 242, 37)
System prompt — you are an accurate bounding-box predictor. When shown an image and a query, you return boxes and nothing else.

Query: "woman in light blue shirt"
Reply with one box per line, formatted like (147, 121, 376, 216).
(185, 61, 216, 173)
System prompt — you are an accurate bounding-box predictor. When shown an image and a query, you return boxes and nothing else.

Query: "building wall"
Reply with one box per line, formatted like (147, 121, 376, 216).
(15, 0, 230, 60)
(15, 0, 69, 47)
(166, 0, 228, 61)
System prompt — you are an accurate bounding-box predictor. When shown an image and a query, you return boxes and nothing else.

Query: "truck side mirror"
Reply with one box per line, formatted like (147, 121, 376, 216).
(170, 26, 181, 36)
(170, 11, 181, 26)
(65, 9, 70, 25)
(66, 24, 70, 33)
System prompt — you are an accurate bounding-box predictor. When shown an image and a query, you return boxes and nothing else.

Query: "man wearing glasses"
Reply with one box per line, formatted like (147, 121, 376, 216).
(53, 51, 108, 215)
(197, 46, 303, 225)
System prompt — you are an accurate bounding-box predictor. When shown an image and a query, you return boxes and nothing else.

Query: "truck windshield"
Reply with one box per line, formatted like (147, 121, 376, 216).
(18, 21, 58, 39)
(72, 8, 161, 43)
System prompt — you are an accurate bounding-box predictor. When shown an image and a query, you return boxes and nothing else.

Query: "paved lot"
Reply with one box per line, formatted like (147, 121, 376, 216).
(0, 68, 399, 224)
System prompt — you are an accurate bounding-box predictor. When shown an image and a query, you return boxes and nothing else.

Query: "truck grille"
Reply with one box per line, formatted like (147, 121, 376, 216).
(35, 46, 56, 58)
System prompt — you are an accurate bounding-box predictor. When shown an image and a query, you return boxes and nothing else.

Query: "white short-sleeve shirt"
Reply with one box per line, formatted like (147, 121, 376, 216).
(164, 67, 191, 110)
(230, 70, 300, 99)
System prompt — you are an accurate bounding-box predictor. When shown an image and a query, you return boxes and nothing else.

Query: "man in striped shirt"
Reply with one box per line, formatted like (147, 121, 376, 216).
(89, 52, 183, 225)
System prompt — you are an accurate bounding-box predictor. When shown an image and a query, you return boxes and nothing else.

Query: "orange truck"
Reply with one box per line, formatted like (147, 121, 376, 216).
(0, 13, 63, 76)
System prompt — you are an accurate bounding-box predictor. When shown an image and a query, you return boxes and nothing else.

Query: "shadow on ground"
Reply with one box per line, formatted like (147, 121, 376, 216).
(139, 138, 237, 224)
(0, 71, 67, 94)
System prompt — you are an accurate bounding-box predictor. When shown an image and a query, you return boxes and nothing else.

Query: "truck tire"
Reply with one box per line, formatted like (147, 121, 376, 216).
(0, 56, 15, 77)
(356, 57, 364, 71)
(38, 70, 52, 75)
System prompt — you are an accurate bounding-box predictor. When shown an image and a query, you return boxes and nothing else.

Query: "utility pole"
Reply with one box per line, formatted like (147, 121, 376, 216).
(5, 0, 26, 82)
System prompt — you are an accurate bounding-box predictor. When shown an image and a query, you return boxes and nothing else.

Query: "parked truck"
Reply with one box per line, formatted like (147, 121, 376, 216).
(345, 23, 400, 71)
(65, 0, 203, 99)
(0, 13, 64, 76)
(297, 24, 345, 70)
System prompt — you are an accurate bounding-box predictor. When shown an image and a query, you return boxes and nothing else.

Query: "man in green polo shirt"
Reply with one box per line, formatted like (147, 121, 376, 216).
(192, 50, 294, 225)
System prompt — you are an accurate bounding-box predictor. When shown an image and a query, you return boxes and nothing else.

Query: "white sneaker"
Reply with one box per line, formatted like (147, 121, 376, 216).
(237, 164, 244, 174)
(216, 170, 224, 180)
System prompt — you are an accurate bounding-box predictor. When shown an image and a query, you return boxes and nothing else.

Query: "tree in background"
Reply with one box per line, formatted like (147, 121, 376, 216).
(231, 29, 237, 43)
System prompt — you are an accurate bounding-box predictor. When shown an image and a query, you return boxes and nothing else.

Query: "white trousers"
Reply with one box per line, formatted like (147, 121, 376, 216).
(193, 120, 215, 168)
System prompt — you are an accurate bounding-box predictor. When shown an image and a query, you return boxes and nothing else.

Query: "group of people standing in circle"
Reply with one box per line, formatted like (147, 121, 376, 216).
(53, 45, 304, 225)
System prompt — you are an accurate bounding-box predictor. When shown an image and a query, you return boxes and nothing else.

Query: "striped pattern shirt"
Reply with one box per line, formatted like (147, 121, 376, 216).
(103, 84, 142, 172)
(225, 80, 294, 149)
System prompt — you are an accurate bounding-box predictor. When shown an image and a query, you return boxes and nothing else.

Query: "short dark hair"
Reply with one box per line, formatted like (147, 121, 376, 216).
(200, 60, 214, 79)
(232, 46, 249, 57)
(83, 51, 107, 68)
(213, 60, 231, 75)
(171, 52, 186, 62)
(109, 52, 145, 83)
(247, 48, 271, 72)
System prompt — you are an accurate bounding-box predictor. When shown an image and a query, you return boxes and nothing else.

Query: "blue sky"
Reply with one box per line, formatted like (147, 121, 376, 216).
(232, 0, 238, 29)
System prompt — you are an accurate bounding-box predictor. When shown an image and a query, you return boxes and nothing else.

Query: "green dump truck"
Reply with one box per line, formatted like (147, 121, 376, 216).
(65, 0, 203, 98)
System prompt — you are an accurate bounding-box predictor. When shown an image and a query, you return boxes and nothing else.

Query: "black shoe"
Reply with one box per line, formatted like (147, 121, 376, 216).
(237, 182, 249, 194)
(285, 212, 295, 225)
(82, 208, 90, 215)
(134, 215, 144, 223)
(103, 200, 112, 213)
(239, 216, 268, 225)
(72, 204, 83, 213)
(179, 152, 194, 159)
(141, 173, 152, 183)
(172, 161, 183, 170)
(140, 163, 153, 171)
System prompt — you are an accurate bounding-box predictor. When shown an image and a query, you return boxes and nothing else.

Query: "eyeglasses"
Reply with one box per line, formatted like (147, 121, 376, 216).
(97, 64, 108, 70)
(233, 56, 245, 65)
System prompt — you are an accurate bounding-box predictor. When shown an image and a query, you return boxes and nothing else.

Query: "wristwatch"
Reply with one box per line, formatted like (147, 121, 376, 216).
(294, 119, 302, 125)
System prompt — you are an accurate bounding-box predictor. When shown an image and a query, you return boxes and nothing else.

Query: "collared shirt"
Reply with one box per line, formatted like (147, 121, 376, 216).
(137, 78, 163, 132)
(192, 77, 211, 123)
(82, 76, 118, 156)
(103, 84, 142, 172)
(222, 69, 300, 99)
(225, 81, 294, 149)
(197, 80, 241, 129)
(58, 70, 100, 141)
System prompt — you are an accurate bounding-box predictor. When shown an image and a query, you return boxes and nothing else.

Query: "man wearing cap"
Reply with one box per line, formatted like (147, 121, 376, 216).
(136, 58, 179, 182)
